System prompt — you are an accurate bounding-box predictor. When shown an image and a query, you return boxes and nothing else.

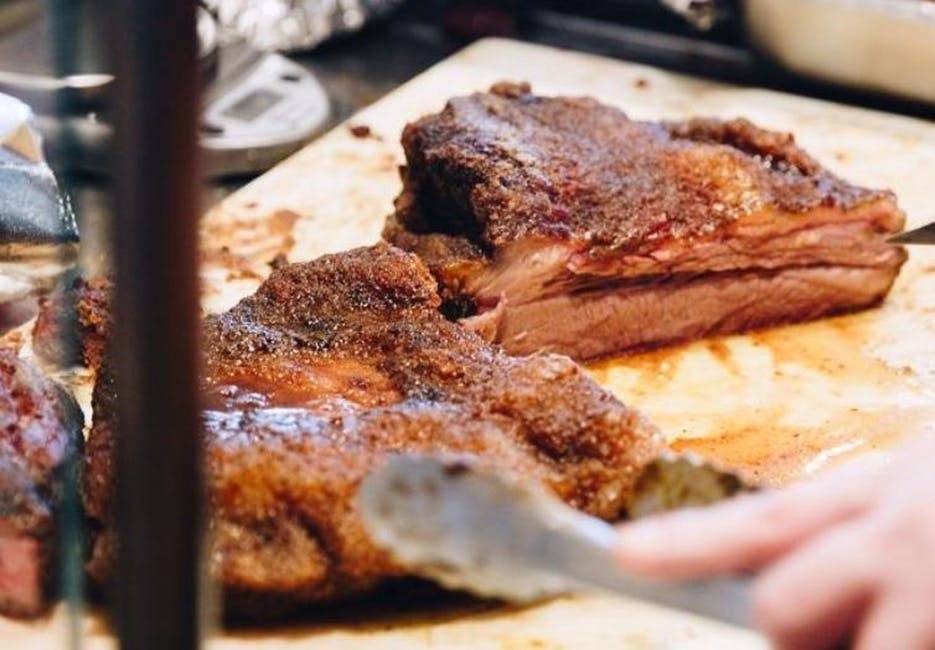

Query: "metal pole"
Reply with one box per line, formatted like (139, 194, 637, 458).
(109, 0, 203, 644)
(46, 0, 85, 644)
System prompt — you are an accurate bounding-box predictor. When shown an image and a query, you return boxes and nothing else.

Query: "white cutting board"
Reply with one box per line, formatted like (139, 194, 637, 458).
(6, 37, 935, 649)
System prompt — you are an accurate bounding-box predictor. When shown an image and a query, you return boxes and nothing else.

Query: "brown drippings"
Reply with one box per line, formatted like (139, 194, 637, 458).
(377, 153, 398, 173)
(225, 269, 264, 282)
(703, 339, 742, 376)
(268, 252, 289, 270)
(202, 209, 301, 283)
(670, 405, 930, 486)
(588, 301, 935, 486)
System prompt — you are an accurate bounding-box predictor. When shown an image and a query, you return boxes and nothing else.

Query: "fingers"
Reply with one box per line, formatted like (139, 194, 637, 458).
(615, 462, 880, 579)
(854, 503, 935, 650)
(752, 520, 877, 650)
(854, 590, 935, 650)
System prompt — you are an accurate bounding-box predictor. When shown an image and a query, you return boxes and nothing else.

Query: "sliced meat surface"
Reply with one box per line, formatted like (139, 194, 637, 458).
(0, 349, 82, 618)
(83, 244, 660, 618)
(385, 82, 907, 359)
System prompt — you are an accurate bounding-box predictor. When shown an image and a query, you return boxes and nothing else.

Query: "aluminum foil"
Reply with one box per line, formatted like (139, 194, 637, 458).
(658, 0, 721, 30)
(0, 93, 77, 245)
(204, 0, 405, 52)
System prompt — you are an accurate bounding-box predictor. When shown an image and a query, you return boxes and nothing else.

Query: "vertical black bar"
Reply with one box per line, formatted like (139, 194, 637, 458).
(109, 0, 203, 644)
(47, 1, 86, 647)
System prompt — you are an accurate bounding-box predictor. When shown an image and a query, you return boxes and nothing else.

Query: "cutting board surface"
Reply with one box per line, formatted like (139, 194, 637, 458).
(6, 37, 935, 649)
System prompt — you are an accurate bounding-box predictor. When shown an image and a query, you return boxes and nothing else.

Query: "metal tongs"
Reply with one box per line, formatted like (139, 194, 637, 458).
(360, 455, 753, 628)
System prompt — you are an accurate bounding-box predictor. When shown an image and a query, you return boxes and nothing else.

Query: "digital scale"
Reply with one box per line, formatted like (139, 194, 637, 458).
(198, 40, 330, 176)
(0, 9, 330, 177)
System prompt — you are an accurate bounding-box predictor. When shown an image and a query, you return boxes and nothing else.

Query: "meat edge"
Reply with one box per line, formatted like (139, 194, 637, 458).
(463, 261, 906, 360)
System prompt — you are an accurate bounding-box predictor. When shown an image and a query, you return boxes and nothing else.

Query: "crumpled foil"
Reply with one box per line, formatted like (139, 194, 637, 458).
(0, 93, 78, 245)
(658, 0, 720, 30)
(204, 0, 406, 52)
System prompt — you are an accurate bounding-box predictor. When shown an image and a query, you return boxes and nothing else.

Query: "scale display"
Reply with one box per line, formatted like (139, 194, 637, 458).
(222, 89, 283, 122)
(199, 48, 330, 176)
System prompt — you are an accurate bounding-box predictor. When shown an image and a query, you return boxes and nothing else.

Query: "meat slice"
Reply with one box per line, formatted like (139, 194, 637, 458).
(384, 82, 908, 360)
(0, 349, 82, 618)
(33, 275, 112, 372)
(83, 244, 659, 618)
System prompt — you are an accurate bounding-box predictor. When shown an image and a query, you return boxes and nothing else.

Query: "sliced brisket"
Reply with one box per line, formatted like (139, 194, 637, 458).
(385, 82, 907, 359)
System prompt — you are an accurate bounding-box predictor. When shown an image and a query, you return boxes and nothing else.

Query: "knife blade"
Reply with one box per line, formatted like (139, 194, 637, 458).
(889, 222, 935, 245)
(359, 455, 753, 628)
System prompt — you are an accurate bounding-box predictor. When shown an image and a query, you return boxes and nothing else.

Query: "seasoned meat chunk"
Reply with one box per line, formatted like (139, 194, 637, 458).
(83, 244, 660, 618)
(33, 275, 112, 372)
(385, 82, 907, 359)
(0, 350, 82, 618)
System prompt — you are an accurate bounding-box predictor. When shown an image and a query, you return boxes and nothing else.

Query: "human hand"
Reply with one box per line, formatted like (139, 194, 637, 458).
(615, 438, 935, 650)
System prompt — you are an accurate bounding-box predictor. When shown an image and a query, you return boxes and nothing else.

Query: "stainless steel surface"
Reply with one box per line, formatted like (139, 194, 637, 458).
(890, 221, 935, 245)
(0, 71, 112, 114)
(744, 0, 935, 104)
(661, 0, 935, 105)
(361, 455, 753, 628)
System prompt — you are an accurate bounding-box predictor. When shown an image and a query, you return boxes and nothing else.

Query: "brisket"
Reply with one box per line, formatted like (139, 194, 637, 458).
(0, 349, 82, 617)
(385, 82, 907, 359)
(83, 244, 660, 618)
